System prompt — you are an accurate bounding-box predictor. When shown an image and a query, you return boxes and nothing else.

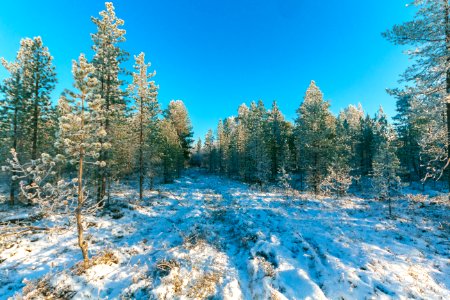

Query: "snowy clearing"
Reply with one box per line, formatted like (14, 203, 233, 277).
(0, 171, 449, 299)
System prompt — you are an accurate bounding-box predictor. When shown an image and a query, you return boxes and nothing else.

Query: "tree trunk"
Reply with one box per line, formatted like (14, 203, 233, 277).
(76, 155, 89, 268)
(313, 152, 318, 195)
(445, 0, 450, 200)
(77, 95, 89, 268)
(139, 99, 144, 201)
(28, 71, 41, 206)
(10, 105, 18, 206)
(97, 75, 105, 204)
(446, 102, 450, 197)
(31, 74, 40, 161)
(97, 73, 110, 205)
(388, 197, 392, 218)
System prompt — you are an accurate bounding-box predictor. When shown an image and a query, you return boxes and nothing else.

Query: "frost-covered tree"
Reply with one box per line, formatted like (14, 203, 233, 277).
(320, 115, 355, 196)
(393, 94, 426, 183)
(295, 81, 336, 194)
(57, 54, 108, 266)
(216, 119, 229, 174)
(159, 118, 183, 183)
(1, 58, 27, 205)
(266, 100, 291, 181)
(234, 105, 249, 178)
(371, 107, 401, 217)
(244, 100, 270, 185)
(204, 129, 216, 172)
(383, 0, 450, 195)
(164, 100, 194, 167)
(128, 52, 158, 201)
(277, 166, 293, 196)
(339, 104, 365, 177)
(357, 114, 376, 177)
(190, 138, 202, 167)
(19, 37, 57, 161)
(90, 2, 128, 203)
(320, 163, 354, 197)
(0, 102, 9, 163)
(223, 117, 238, 176)
(3, 149, 73, 212)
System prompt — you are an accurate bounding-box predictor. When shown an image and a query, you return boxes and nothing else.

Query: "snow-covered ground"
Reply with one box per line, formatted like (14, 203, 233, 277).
(0, 171, 449, 299)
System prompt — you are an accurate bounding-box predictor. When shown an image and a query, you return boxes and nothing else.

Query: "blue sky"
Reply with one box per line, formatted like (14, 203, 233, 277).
(0, 0, 414, 139)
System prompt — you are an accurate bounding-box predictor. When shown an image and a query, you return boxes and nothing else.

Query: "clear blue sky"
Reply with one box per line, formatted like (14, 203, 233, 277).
(0, 0, 414, 139)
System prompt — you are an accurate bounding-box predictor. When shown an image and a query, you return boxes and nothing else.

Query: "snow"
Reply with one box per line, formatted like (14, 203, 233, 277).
(0, 171, 449, 299)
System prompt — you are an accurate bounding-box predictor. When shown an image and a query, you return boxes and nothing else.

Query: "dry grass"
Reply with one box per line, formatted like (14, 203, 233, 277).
(156, 258, 180, 277)
(257, 256, 276, 278)
(72, 250, 119, 275)
(21, 275, 76, 300)
(186, 272, 221, 299)
(155, 256, 223, 299)
(155, 258, 184, 295)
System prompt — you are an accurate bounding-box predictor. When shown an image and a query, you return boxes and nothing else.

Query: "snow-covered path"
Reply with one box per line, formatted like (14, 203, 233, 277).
(0, 171, 449, 299)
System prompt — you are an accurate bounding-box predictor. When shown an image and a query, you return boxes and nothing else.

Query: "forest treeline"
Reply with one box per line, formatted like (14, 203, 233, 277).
(1, 0, 449, 206)
(194, 84, 405, 198)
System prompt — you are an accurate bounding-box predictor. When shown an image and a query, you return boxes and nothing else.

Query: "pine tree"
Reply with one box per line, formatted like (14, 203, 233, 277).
(216, 120, 229, 174)
(295, 81, 336, 194)
(159, 118, 183, 183)
(1, 44, 34, 204)
(320, 116, 354, 196)
(266, 100, 290, 181)
(128, 52, 158, 201)
(236, 104, 249, 179)
(393, 94, 425, 183)
(190, 138, 202, 167)
(223, 117, 238, 176)
(57, 54, 107, 267)
(383, 0, 450, 196)
(204, 129, 216, 172)
(90, 2, 128, 203)
(371, 107, 401, 217)
(20, 37, 57, 161)
(357, 114, 376, 177)
(245, 100, 270, 185)
(339, 104, 365, 177)
(164, 100, 194, 174)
